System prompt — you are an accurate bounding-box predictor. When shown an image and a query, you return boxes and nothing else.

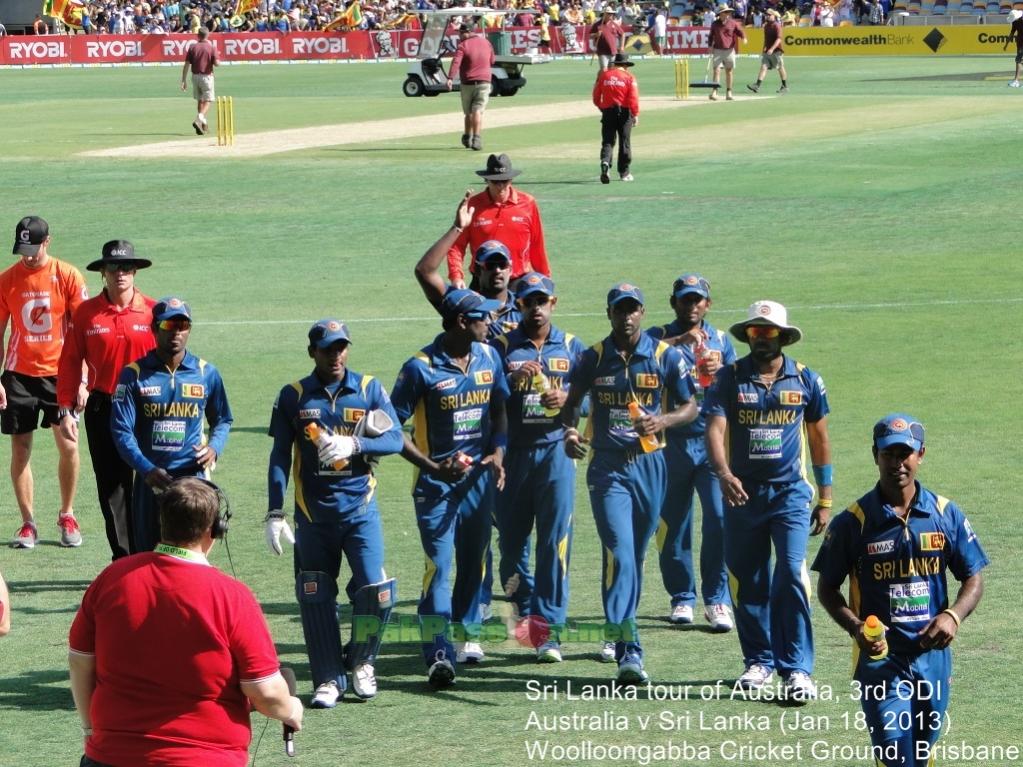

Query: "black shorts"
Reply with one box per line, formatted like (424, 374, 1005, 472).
(1016, 48, 1023, 64)
(0, 370, 59, 435)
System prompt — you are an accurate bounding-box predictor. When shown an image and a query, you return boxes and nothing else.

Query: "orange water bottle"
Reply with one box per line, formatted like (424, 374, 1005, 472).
(304, 422, 348, 471)
(628, 401, 660, 453)
(695, 342, 715, 389)
(863, 615, 888, 660)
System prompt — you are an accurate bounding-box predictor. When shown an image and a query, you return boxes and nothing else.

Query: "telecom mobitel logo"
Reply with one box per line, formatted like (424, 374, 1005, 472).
(923, 28, 947, 53)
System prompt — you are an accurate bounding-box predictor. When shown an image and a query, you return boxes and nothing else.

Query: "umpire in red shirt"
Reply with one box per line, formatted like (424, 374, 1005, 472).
(447, 21, 495, 151)
(592, 53, 640, 184)
(57, 241, 155, 559)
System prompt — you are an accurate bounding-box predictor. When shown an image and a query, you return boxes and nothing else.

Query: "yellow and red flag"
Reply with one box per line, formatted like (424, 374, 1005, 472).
(324, 0, 363, 30)
(43, 0, 85, 28)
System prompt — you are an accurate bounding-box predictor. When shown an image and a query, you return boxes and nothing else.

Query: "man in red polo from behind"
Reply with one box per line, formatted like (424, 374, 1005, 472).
(447, 20, 495, 151)
(69, 478, 302, 767)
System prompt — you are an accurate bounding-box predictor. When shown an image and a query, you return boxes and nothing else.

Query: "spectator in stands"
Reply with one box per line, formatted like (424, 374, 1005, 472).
(33, 14, 48, 34)
(868, 0, 884, 23)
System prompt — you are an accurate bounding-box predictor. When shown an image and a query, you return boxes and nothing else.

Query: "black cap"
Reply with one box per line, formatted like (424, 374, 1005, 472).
(13, 216, 48, 257)
(86, 240, 153, 272)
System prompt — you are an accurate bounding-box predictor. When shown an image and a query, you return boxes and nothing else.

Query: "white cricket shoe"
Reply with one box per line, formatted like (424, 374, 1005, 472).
(704, 604, 734, 632)
(669, 604, 694, 625)
(537, 641, 563, 663)
(455, 641, 485, 664)
(1009, 80, 1021, 88)
(599, 641, 617, 663)
(351, 663, 377, 700)
(737, 663, 774, 690)
(311, 681, 340, 709)
(783, 671, 818, 705)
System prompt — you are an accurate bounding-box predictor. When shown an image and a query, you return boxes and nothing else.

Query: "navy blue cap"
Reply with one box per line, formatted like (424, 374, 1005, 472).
(441, 288, 503, 319)
(515, 272, 555, 300)
(474, 240, 511, 267)
(153, 296, 192, 322)
(607, 282, 645, 307)
(873, 414, 925, 452)
(308, 319, 352, 348)
(673, 273, 710, 299)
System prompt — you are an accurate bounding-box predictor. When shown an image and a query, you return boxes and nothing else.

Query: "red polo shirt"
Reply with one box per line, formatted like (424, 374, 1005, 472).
(57, 288, 156, 406)
(709, 17, 745, 50)
(592, 67, 640, 115)
(446, 187, 549, 282)
(449, 32, 495, 83)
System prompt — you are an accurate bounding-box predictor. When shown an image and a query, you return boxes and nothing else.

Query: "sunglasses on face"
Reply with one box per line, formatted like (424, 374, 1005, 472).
(746, 326, 780, 340)
(105, 263, 137, 273)
(157, 319, 191, 332)
(481, 260, 511, 271)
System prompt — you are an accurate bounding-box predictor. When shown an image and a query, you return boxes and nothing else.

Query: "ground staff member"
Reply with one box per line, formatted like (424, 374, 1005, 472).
(492, 273, 586, 663)
(57, 240, 155, 560)
(813, 414, 988, 767)
(180, 27, 219, 135)
(704, 300, 831, 702)
(1006, 9, 1023, 87)
(1, 215, 88, 550)
(589, 4, 625, 70)
(447, 21, 495, 151)
(647, 273, 736, 630)
(111, 298, 233, 553)
(266, 319, 403, 708)
(446, 154, 549, 289)
(69, 478, 302, 767)
(707, 4, 746, 101)
(390, 289, 509, 688)
(561, 283, 696, 684)
(747, 8, 788, 94)
(592, 52, 640, 184)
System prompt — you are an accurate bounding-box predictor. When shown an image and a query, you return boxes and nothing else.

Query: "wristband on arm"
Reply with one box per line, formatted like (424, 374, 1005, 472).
(812, 464, 833, 487)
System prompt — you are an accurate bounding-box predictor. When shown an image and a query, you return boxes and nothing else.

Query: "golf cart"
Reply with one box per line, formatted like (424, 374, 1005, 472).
(402, 7, 550, 98)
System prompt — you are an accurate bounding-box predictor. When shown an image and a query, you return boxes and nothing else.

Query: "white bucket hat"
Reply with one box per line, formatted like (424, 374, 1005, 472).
(1009, 9, 1022, 22)
(729, 300, 803, 346)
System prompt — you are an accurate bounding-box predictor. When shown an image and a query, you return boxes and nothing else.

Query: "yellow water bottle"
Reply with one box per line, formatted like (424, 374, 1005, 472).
(628, 401, 660, 453)
(532, 372, 560, 417)
(863, 615, 888, 660)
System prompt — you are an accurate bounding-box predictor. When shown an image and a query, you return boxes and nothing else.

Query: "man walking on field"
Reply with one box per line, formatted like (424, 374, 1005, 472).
(448, 21, 495, 151)
(181, 27, 219, 136)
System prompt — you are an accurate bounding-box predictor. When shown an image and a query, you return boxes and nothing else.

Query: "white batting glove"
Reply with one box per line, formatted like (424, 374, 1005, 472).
(264, 511, 295, 556)
(317, 434, 358, 465)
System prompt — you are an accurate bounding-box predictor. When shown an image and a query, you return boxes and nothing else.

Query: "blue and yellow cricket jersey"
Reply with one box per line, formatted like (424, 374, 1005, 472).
(267, 368, 402, 522)
(647, 318, 736, 440)
(703, 354, 829, 483)
(491, 325, 586, 448)
(570, 332, 694, 452)
(390, 335, 509, 486)
(110, 349, 232, 476)
(812, 482, 989, 656)
(488, 296, 522, 340)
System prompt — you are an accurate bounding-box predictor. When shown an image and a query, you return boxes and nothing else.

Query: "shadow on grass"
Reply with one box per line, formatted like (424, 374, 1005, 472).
(7, 579, 92, 593)
(0, 669, 73, 711)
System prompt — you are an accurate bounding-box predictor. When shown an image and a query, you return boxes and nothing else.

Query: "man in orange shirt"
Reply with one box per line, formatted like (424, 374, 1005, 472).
(446, 153, 550, 290)
(0, 216, 88, 549)
(592, 52, 640, 183)
(57, 240, 156, 560)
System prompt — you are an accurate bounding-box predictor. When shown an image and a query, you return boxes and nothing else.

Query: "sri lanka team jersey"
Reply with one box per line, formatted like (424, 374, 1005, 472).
(570, 332, 694, 452)
(812, 482, 989, 656)
(390, 334, 509, 473)
(491, 325, 586, 447)
(268, 369, 403, 521)
(646, 318, 736, 439)
(110, 350, 232, 476)
(703, 354, 829, 483)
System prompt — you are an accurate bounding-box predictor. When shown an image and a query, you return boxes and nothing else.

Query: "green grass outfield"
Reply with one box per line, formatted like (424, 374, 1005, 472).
(0, 55, 1020, 767)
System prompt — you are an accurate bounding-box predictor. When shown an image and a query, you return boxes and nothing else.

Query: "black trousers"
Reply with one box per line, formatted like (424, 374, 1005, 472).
(600, 105, 633, 175)
(83, 391, 135, 559)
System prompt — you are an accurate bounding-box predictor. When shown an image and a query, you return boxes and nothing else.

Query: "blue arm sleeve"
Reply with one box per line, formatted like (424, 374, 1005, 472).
(267, 387, 294, 511)
(204, 366, 233, 458)
(109, 367, 155, 475)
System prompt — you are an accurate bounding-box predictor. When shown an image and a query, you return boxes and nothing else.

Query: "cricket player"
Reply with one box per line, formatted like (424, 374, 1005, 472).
(813, 414, 988, 767)
(110, 298, 233, 553)
(390, 288, 509, 689)
(492, 273, 586, 662)
(561, 283, 697, 684)
(704, 300, 831, 702)
(647, 273, 736, 630)
(266, 319, 403, 707)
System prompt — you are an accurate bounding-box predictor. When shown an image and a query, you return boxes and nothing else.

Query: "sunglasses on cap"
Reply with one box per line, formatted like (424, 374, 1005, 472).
(746, 326, 780, 340)
(157, 318, 191, 332)
(673, 276, 710, 295)
(873, 420, 925, 444)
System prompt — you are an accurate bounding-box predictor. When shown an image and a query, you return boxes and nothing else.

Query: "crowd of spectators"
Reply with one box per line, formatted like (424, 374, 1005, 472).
(28, 0, 887, 36)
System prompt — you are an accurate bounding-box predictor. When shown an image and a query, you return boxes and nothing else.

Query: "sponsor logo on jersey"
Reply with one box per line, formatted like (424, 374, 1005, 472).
(181, 384, 205, 399)
(433, 378, 456, 391)
(635, 373, 659, 389)
(779, 391, 802, 406)
(738, 392, 758, 403)
(303, 581, 318, 595)
(299, 408, 321, 420)
(919, 532, 945, 551)
(867, 540, 895, 555)
(344, 408, 366, 423)
(595, 375, 616, 386)
(964, 518, 977, 543)
(549, 358, 570, 372)
(474, 371, 494, 385)
(507, 360, 526, 371)
(139, 386, 162, 397)
(113, 384, 126, 402)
